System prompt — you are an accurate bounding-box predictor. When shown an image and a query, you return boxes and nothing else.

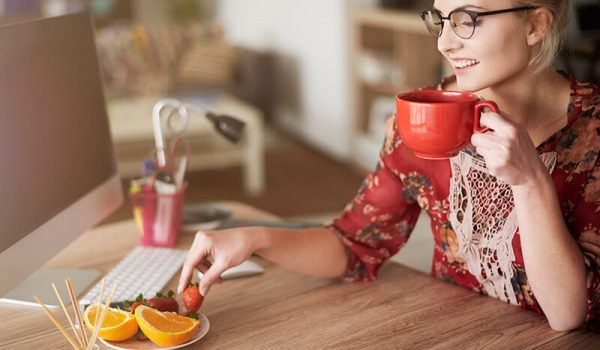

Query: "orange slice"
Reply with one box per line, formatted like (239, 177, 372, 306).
(83, 305, 138, 341)
(134, 305, 200, 347)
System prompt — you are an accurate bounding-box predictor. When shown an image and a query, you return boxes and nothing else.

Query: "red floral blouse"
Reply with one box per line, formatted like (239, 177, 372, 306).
(329, 75, 600, 331)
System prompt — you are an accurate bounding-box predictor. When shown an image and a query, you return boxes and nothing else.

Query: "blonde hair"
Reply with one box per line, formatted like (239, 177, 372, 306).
(515, 0, 570, 73)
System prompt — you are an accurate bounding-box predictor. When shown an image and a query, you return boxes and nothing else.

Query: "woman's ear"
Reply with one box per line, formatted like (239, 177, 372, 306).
(526, 8, 554, 46)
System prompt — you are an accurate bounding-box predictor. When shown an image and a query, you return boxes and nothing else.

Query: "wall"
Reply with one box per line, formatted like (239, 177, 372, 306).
(216, 0, 354, 160)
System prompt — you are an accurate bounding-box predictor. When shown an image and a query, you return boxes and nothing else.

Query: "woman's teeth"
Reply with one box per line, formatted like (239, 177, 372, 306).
(454, 59, 480, 69)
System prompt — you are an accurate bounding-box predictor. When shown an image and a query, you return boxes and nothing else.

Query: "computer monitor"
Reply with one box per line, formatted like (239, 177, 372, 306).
(0, 12, 123, 305)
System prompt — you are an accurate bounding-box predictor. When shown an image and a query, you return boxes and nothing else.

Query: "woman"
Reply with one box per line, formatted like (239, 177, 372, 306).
(178, 0, 600, 332)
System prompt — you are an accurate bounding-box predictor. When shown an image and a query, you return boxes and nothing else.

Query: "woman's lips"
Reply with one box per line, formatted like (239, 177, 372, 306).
(452, 59, 480, 74)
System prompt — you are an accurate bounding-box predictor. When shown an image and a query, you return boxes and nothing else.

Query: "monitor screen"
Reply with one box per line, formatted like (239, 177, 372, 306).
(0, 12, 123, 297)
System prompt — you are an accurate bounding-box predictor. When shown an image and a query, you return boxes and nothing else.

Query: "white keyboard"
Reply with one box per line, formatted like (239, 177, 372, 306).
(79, 246, 187, 307)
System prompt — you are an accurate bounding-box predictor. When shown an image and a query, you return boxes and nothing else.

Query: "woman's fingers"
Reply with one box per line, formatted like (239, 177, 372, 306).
(479, 112, 514, 134)
(196, 261, 224, 284)
(178, 255, 202, 293)
(178, 231, 211, 293)
(199, 258, 230, 296)
(471, 131, 501, 149)
(179, 228, 250, 294)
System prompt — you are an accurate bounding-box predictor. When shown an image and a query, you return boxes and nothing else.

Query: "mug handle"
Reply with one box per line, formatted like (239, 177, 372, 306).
(473, 100, 499, 133)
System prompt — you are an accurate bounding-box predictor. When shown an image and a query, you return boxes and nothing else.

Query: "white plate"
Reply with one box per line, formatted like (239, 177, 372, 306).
(100, 313, 210, 350)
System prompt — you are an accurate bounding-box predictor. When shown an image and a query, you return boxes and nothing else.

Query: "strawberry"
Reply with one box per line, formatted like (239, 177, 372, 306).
(129, 300, 145, 313)
(147, 290, 179, 313)
(182, 283, 204, 313)
(124, 293, 146, 313)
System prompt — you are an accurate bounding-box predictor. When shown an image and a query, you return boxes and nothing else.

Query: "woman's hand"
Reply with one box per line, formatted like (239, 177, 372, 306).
(178, 228, 260, 296)
(470, 112, 547, 186)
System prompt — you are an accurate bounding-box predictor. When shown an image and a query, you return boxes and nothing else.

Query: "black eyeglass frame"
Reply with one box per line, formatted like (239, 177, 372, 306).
(419, 5, 539, 39)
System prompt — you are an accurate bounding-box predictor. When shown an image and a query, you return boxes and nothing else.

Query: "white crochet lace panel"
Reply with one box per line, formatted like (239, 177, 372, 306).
(448, 151, 556, 305)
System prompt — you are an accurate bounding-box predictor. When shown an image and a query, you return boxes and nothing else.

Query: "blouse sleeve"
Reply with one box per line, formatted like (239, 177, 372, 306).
(566, 92, 600, 331)
(573, 155, 600, 332)
(327, 117, 422, 282)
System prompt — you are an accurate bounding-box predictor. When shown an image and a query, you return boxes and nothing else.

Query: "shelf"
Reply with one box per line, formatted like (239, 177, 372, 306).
(352, 9, 428, 35)
(350, 8, 445, 166)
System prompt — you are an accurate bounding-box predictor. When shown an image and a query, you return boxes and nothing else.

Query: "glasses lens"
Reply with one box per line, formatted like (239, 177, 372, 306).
(449, 11, 475, 39)
(422, 10, 442, 37)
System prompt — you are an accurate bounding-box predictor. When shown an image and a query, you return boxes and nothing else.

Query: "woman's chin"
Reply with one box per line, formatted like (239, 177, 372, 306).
(455, 79, 484, 93)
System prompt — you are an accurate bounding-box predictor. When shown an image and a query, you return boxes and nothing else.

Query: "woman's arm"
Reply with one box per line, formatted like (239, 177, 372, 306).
(178, 226, 347, 296)
(513, 173, 587, 331)
(179, 117, 422, 295)
(472, 112, 587, 331)
(255, 226, 348, 276)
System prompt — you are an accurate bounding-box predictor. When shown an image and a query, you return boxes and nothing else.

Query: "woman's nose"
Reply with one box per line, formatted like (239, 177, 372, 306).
(437, 23, 461, 54)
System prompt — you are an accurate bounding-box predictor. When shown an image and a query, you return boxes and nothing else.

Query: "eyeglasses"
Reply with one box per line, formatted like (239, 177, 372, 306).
(419, 6, 539, 39)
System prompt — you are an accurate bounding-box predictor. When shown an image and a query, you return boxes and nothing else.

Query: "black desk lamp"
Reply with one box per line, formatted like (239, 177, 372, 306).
(151, 98, 247, 228)
(205, 111, 246, 143)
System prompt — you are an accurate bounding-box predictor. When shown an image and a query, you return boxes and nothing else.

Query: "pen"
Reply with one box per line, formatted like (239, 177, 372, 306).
(141, 158, 157, 177)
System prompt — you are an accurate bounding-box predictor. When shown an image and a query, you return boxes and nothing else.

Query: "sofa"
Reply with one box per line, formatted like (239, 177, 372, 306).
(96, 23, 272, 195)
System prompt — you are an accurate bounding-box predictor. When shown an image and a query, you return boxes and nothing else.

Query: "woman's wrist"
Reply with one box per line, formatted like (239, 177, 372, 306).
(511, 162, 554, 194)
(248, 226, 273, 253)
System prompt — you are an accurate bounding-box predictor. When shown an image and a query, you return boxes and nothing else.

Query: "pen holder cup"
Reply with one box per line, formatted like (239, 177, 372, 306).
(129, 183, 187, 247)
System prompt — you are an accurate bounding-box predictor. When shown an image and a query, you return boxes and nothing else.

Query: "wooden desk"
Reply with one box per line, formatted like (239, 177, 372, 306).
(2, 202, 598, 349)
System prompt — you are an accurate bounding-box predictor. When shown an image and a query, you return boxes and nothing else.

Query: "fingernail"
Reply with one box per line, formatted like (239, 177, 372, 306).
(177, 286, 183, 294)
(200, 285, 208, 296)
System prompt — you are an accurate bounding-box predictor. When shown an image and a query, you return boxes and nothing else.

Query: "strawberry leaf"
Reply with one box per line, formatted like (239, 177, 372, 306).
(135, 329, 148, 341)
(185, 311, 199, 319)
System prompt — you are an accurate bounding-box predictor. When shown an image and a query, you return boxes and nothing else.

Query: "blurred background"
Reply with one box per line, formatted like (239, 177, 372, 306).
(0, 0, 597, 229)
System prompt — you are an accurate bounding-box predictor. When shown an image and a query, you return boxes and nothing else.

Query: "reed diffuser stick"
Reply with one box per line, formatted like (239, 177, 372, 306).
(51, 283, 85, 350)
(86, 283, 117, 350)
(34, 296, 81, 350)
(66, 277, 88, 348)
(93, 279, 106, 332)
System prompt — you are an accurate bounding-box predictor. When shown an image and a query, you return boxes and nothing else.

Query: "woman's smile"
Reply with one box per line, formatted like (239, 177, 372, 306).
(450, 57, 481, 73)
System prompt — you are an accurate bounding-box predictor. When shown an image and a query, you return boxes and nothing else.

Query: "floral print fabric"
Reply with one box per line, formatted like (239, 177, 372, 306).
(329, 75, 600, 331)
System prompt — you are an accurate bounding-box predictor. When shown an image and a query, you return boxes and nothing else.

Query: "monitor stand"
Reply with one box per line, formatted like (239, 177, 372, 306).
(0, 267, 101, 308)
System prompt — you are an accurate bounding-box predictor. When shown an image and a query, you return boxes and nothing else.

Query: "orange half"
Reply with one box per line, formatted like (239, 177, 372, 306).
(134, 305, 200, 347)
(83, 305, 138, 341)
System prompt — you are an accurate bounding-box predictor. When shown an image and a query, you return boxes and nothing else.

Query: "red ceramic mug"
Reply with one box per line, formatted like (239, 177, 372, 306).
(395, 90, 499, 159)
